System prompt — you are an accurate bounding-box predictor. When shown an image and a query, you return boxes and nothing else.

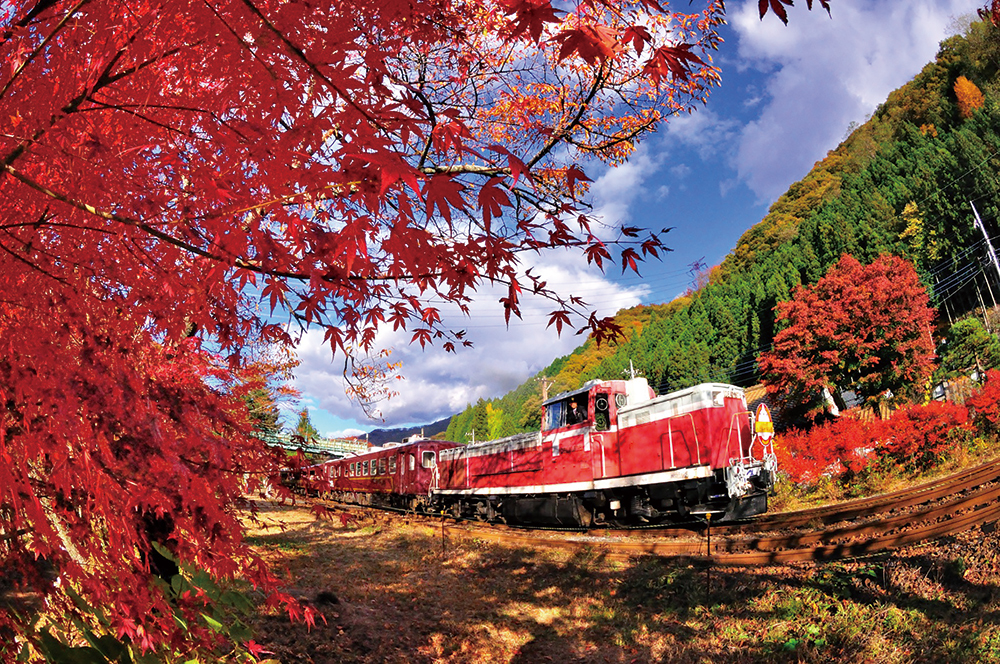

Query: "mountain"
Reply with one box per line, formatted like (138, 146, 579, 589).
(442, 16, 1000, 444)
(366, 416, 453, 446)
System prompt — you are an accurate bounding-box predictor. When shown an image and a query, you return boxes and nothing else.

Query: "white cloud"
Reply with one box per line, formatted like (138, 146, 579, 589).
(730, 0, 982, 202)
(589, 149, 663, 229)
(669, 164, 692, 179)
(664, 108, 740, 160)
(290, 248, 648, 427)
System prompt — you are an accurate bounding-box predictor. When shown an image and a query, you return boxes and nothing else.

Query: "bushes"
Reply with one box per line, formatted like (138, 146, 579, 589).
(967, 369, 1000, 434)
(775, 395, 978, 485)
(776, 416, 881, 484)
(878, 400, 970, 469)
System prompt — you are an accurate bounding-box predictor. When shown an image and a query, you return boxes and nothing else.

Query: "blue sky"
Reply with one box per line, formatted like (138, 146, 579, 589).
(290, 0, 984, 438)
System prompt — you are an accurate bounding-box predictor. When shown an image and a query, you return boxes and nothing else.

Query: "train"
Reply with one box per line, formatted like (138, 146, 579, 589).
(289, 377, 777, 526)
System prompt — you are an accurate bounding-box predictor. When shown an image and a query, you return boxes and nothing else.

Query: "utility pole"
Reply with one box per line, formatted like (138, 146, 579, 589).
(538, 376, 554, 402)
(976, 279, 992, 332)
(935, 274, 954, 325)
(972, 200, 1000, 308)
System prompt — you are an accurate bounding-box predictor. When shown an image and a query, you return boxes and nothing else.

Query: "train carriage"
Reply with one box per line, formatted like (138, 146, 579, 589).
(316, 438, 459, 511)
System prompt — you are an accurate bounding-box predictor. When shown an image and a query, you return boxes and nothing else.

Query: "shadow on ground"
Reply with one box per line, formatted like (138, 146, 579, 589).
(246, 506, 1000, 664)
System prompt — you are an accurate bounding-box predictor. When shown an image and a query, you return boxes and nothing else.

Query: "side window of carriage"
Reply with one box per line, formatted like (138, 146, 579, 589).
(378, 457, 386, 475)
(594, 392, 610, 431)
(422, 450, 436, 468)
(409, 454, 416, 472)
(389, 456, 397, 474)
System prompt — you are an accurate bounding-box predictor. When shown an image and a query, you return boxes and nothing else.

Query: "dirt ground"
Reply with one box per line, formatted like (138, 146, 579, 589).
(242, 499, 1000, 663)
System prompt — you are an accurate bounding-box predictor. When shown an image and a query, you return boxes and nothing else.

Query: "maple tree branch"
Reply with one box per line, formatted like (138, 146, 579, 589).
(0, 0, 90, 103)
(527, 62, 607, 168)
(237, 0, 389, 134)
(2, 38, 180, 171)
(411, 83, 437, 170)
(3, 163, 238, 263)
(0, 0, 59, 43)
(570, 114, 659, 153)
(83, 101, 207, 139)
(97, 43, 188, 88)
(419, 164, 510, 177)
(1, 165, 446, 293)
(0, 232, 70, 286)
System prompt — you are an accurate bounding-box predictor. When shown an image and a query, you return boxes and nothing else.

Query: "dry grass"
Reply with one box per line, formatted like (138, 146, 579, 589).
(243, 500, 1000, 664)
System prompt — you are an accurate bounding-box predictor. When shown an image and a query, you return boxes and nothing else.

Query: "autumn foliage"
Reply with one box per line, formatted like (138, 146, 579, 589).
(759, 254, 936, 415)
(774, 415, 882, 483)
(879, 400, 971, 469)
(0, 0, 838, 657)
(955, 75, 986, 119)
(967, 369, 1000, 433)
(776, 399, 972, 484)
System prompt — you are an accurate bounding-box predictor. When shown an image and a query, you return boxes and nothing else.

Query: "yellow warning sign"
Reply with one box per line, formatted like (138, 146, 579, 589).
(754, 403, 774, 441)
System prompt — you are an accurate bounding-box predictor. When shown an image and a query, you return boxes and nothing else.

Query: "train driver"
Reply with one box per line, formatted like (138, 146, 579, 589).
(567, 399, 584, 425)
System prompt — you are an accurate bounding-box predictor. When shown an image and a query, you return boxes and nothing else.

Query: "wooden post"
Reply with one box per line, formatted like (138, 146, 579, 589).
(706, 512, 712, 596)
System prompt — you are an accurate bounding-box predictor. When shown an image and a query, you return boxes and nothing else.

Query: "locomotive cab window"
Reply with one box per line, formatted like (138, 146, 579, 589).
(421, 450, 436, 468)
(409, 454, 416, 471)
(543, 402, 563, 430)
(544, 396, 589, 430)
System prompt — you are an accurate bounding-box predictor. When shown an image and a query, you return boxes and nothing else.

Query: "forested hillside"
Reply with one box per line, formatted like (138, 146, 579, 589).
(445, 17, 1000, 444)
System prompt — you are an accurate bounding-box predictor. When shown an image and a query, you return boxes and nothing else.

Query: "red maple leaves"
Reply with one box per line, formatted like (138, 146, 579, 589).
(759, 0, 832, 25)
(980, 0, 1000, 26)
(643, 44, 706, 86)
(0, 0, 827, 655)
(759, 254, 936, 414)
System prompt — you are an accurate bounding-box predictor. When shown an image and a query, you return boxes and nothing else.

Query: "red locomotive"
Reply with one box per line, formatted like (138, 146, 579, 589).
(296, 378, 777, 525)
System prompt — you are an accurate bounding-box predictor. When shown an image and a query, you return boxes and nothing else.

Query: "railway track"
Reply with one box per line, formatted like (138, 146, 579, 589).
(432, 457, 1000, 564)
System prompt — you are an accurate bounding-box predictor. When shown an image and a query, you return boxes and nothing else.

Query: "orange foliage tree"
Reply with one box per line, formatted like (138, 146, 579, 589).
(759, 254, 936, 416)
(0, 0, 845, 657)
(955, 75, 985, 119)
